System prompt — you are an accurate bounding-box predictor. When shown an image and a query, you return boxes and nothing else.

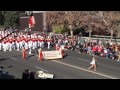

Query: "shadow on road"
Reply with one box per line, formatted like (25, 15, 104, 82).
(63, 54, 68, 58)
(7, 66, 13, 68)
(0, 58, 9, 62)
(26, 54, 35, 59)
(12, 55, 22, 58)
(0, 70, 17, 79)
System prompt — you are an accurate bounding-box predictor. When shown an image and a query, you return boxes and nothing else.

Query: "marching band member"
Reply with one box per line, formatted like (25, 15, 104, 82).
(59, 47, 64, 58)
(25, 38, 28, 50)
(47, 36, 51, 49)
(12, 37, 16, 50)
(38, 48, 43, 62)
(35, 37, 38, 50)
(28, 37, 32, 54)
(38, 36, 42, 48)
(22, 47, 26, 60)
(19, 36, 23, 50)
(32, 37, 36, 52)
(9, 37, 12, 51)
(6, 38, 9, 51)
(41, 37, 44, 48)
(3, 39, 7, 52)
(16, 38, 20, 51)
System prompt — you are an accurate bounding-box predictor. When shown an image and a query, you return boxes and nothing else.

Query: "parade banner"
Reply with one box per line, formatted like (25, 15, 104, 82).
(42, 51, 62, 60)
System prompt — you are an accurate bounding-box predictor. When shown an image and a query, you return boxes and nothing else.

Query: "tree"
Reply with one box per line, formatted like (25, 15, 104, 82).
(1, 11, 21, 28)
(46, 11, 120, 37)
(99, 11, 120, 39)
(52, 25, 67, 34)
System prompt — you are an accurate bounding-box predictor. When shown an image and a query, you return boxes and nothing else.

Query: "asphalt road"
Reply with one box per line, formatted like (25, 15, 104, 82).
(0, 48, 120, 79)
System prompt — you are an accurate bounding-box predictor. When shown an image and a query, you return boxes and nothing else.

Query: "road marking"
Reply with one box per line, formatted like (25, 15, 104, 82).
(52, 60, 118, 79)
(8, 56, 17, 61)
(35, 66, 48, 72)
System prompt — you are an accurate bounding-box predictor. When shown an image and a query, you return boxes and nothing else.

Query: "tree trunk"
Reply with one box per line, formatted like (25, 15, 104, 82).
(70, 29, 73, 36)
(111, 30, 113, 40)
(89, 29, 92, 37)
(117, 30, 120, 38)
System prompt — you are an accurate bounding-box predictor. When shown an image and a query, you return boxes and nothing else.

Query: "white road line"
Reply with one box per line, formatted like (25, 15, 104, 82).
(52, 60, 118, 79)
(9, 56, 17, 61)
(35, 66, 48, 72)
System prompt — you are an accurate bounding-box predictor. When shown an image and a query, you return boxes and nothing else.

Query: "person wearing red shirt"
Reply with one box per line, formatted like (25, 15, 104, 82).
(28, 13, 35, 33)
(92, 45, 97, 55)
(98, 45, 102, 56)
(38, 48, 43, 62)
(22, 47, 26, 60)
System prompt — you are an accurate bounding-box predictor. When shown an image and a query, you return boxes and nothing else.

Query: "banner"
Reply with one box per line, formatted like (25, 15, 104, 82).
(42, 50, 62, 60)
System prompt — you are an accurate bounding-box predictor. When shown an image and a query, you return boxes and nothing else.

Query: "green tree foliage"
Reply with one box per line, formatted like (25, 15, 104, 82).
(52, 25, 68, 34)
(0, 11, 22, 28)
(0, 11, 5, 25)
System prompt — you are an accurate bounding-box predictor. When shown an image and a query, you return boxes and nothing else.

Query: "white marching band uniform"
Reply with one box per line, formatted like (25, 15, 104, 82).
(28, 39, 32, 54)
(47, 36, 51, 49)
(0, 30, 54, 55)
(9, 40, 12, 51)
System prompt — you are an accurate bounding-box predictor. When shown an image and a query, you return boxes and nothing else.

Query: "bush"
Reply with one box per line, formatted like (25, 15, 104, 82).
(52, 25, 68, 34)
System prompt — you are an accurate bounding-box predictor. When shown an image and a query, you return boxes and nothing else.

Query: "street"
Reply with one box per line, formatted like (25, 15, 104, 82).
(0, 48, 120, 79)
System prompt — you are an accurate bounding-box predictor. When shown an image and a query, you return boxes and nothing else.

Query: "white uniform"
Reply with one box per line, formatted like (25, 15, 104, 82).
(47, 39, 51, 49)
(3, 41, 6, 52)
(16, 39, 20, 51)
(6, 40, 9, 51)
(9, 40, 12, 51)
(90, 58, 96, 65)
(28, 39, 32, 54)
(25, 41, 28, 50)
(12, 38, 16, 50)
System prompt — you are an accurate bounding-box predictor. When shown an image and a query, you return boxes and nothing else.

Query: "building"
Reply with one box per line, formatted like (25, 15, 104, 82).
(19, 11, 47, 32)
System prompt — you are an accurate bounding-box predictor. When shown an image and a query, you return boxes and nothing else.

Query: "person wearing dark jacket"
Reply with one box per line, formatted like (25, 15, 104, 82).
(22, 69, 30, 79)
(29, 72, 35, 79)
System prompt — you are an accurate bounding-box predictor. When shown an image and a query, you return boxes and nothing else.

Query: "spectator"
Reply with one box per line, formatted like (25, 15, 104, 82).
(22, 69, 30, 79)
(29, 72, 35, 79)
